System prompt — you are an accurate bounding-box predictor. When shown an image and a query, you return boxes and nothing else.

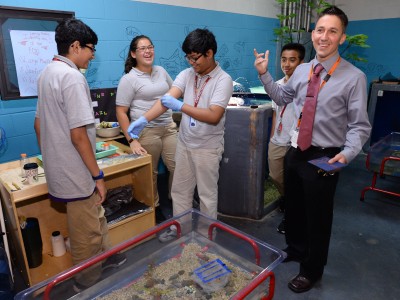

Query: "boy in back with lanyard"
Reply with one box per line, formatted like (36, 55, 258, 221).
(268, 43, 305, 235)
(254, 6, 371, 293)
(127, 28, 232, 241)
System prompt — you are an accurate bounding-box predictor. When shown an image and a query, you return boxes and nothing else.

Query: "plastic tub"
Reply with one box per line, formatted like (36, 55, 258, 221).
(15, 209, 285, 300)
(367, 132, 400, 176)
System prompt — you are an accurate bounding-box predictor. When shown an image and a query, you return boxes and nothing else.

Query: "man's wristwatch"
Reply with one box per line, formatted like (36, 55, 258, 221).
(92, 170, 104, 180)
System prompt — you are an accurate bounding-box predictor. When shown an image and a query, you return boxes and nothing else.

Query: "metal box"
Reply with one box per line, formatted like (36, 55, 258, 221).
(218, 103, 272, 219)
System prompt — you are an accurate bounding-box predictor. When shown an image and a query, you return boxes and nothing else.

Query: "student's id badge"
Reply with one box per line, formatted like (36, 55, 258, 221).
(277, 121, 283, 133)
(189, 117, 196, 127)
(291, 130, 299, 148)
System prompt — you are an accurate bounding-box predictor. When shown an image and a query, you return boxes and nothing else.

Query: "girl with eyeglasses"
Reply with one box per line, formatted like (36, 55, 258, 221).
(116, 35, 177, 223)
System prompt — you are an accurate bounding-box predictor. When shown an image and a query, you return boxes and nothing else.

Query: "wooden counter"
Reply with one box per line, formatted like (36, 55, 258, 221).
(0, 141, 154, 287)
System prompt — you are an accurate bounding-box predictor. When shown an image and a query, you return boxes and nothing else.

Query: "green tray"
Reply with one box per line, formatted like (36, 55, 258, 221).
(95, 142, 118, 159)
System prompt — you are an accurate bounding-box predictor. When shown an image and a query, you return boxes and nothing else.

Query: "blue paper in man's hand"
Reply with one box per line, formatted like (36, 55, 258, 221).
(308, 156, 347, 173)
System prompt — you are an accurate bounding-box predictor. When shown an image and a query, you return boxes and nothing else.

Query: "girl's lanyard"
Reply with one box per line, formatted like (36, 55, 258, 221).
(296, 57, 341, 130)
(190, 75, 211, 127)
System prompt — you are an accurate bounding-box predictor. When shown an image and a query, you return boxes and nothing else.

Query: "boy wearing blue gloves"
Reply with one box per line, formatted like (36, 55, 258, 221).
(128, 28, 232, 241)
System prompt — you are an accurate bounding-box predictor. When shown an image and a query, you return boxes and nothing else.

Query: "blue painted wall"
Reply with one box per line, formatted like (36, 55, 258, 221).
(347, 18, 400, 85)
(0, 0, 399, 163)
(0, 0, 278, 163)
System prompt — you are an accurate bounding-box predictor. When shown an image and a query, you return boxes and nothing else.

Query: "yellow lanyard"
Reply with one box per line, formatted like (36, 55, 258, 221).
(307, 56, 341, 90)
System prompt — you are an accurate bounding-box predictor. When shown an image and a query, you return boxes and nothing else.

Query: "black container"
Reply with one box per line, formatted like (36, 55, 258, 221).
(218, 104, 272, 220)
(21, 218, 43, 268)
(364, 83, 400, 151)
(0, 246, 13, 298)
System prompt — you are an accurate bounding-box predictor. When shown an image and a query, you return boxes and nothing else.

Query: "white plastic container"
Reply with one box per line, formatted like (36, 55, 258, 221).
(51, 231, 66, 257)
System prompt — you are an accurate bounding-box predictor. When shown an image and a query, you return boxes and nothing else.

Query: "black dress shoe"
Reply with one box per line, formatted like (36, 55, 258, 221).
(277, 218, 286, 234)
(288, 274, 319, 293)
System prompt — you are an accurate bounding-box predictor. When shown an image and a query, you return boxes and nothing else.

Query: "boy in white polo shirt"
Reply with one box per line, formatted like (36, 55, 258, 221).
(34, 19, 125, 292)
(269, 43, 305, 234)
(127, 28, 233, 241)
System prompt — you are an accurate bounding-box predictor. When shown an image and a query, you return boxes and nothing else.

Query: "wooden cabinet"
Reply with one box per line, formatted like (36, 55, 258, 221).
(0, 142, 154, 287)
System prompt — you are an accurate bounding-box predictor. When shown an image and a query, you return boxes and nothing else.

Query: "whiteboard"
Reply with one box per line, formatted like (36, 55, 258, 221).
(10, 30, 57, 97)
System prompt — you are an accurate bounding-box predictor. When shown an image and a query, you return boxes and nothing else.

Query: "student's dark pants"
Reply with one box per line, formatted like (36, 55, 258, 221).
(284, 145, 340, 281)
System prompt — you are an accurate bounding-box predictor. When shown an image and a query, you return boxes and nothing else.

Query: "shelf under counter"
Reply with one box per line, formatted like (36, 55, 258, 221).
(0, 142, 155, 286)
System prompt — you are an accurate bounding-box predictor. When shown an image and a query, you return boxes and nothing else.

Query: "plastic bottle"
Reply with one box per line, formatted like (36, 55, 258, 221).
(51, 231, 66, 257)
(20, 153, 29, 177)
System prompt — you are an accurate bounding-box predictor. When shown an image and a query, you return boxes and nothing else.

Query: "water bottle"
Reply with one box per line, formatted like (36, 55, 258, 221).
(20, 153, 29, 177)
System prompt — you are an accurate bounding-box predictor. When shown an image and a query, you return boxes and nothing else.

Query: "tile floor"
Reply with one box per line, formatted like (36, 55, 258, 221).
(157, 152, 400, 299)
(215, 153, 400, 300)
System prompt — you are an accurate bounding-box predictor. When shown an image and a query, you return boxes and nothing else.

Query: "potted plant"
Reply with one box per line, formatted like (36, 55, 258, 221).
(273, 0, 369, 65)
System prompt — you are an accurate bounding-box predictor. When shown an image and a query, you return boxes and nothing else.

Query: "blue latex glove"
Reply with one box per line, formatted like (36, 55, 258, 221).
(161, 94, 184, 111)
(127, 116, 148, 139)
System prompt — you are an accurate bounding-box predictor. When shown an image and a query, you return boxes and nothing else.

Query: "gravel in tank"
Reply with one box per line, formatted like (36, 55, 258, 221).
(97, 243, 262, 300)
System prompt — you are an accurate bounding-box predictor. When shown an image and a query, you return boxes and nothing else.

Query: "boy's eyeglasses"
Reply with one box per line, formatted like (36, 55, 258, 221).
(136, 45, 155, 52)
(83, 45, 96, 53)
(185, 54, 203, 63)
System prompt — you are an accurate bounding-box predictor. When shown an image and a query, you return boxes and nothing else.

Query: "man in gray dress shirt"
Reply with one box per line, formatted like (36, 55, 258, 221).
(254, 6, 371, 293)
